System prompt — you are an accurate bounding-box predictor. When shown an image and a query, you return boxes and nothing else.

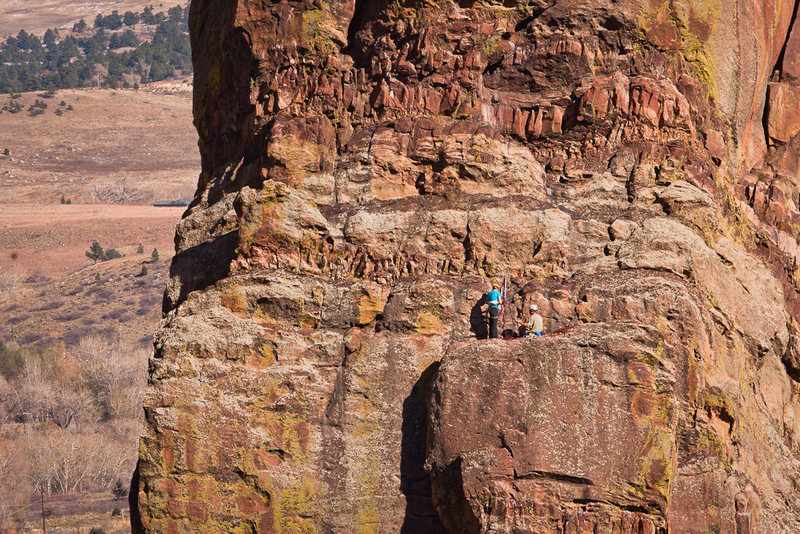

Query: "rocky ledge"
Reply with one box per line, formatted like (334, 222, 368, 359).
(133, 1, 800, 532)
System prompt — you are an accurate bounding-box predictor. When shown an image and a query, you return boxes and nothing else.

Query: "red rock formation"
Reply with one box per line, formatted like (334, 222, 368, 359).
(133, 1, 800, 532)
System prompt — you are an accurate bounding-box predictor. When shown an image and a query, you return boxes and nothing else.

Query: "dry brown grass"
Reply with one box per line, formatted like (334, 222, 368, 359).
(0, 88, 197, 205)
(0, 250, 172, 349)
(0, 203, 182, 276)
(0, 0, 187, 37)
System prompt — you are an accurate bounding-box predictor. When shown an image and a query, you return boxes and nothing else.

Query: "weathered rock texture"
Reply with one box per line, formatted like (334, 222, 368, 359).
(134, 0, 800, 532)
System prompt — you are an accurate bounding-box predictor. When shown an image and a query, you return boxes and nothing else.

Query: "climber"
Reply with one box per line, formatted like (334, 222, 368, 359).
(486, 282, 502, 339)
(517, 304, 544, 337)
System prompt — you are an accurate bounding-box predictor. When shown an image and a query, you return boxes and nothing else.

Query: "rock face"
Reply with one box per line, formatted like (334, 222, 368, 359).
(133, 0, 800, 532)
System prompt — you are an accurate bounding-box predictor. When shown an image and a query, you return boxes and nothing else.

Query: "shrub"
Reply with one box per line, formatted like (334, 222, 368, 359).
(89, 528, 107, 534)
(57, 310, 84, 321)
(86, 242, 123, 262)
(86, 242, 105, 263)
(0, 341, 24, 379)
(35, 300, 64, 311)
(101, 308, 126, 320)
(112, 507, 122, 516)
(112, 479, 128, 498)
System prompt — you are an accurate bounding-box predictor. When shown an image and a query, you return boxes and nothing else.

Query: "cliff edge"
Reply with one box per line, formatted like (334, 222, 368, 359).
(133, 1, 800, 532)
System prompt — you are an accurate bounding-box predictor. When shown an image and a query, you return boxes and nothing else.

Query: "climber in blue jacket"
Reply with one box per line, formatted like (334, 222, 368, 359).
(486, 282, 502, 339)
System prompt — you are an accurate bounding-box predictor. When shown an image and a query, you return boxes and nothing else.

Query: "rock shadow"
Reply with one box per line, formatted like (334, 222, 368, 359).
(400, 362, 446, 533)
(469, 294, 488, 339)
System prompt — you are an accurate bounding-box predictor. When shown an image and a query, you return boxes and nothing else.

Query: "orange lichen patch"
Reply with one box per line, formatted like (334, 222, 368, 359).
(162, 429, 176, 471)
(247, 342, 278, 369)
(358, 286, 389, 325)
(220, 284, 248, 315)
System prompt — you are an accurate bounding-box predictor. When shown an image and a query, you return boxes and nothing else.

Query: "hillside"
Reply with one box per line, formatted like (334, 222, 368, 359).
(0, 6, 199, 534)
(0, 87, 197, 204)
(0, 82, 195, 349)
(0, 1, 186, 37)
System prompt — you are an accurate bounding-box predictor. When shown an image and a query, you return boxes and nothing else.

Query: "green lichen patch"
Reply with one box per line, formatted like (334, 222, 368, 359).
(638, 0, 722, 102)
(413, 310, 445, 335)
(301, 4, 337, 56)
(274, 480, 317, 534)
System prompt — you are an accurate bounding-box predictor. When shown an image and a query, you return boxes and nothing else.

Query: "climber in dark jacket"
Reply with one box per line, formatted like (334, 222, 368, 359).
(486, 282, 502, 339)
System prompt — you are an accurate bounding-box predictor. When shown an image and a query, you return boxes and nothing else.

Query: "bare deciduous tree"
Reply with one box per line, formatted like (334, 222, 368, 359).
(0, 438, 30, 529)
(0, 338, 148, 506)
(0, 267, 21, 300)
(89, 181, 150, 204)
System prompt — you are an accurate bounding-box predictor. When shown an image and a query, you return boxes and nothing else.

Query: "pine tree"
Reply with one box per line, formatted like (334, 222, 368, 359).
(86, 241, 105, 262)
(112, 479, 128, 499)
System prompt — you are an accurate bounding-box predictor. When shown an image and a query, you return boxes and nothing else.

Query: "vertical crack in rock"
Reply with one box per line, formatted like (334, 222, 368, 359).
(764, 0, 800, 145)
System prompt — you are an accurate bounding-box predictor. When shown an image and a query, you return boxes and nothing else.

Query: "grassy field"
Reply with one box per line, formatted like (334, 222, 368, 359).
(0, 203, 180, 348)
(0, 0, 187, 37)
(0, 83, 195, 347)
(0, 86, 198, 205)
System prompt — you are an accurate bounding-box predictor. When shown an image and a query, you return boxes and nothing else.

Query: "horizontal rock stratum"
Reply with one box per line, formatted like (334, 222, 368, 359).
(133, 1, 800, 532)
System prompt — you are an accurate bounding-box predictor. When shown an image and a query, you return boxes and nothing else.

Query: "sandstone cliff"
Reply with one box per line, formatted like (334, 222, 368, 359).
(133, 1, 800, 532)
